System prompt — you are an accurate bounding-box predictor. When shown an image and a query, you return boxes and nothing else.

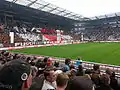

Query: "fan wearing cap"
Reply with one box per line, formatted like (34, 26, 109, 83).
(0, 59, 32, 90)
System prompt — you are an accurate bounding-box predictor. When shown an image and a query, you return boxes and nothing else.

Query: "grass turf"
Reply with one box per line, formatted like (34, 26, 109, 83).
(10, 42, 120, 65)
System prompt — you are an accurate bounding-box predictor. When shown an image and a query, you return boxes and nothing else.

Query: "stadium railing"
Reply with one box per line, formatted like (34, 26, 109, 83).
(56, 58, 120, 79)
(37, 55, 120, 79)
(1, 42, 120, 79)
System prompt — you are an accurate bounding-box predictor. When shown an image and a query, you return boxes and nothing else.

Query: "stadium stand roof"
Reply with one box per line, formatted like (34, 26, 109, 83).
(5, 0, 88, 21)
(89, 12, 120, 20)
(0, 0, 77, 31)
(4, 0, 120, 22)
(4, 0, 120, 30)
(82, 14, 120, 30)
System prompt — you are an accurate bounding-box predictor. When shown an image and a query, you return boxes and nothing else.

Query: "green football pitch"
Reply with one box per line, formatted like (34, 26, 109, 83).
(10, 42, 120, 65)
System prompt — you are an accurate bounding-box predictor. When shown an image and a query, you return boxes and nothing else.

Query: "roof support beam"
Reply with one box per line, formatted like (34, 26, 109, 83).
(27, 0, 38, 7)
(39, 3, 50, 10)
(95, 16, 99, 19)
(12, 0, 18, 3)
(63, 12, 72, 16)
(114, 13, 119, 24)
(115, 13, 118, 17)
(105, 15, 108, 18)
(56, 10, 66, 14)
(48, 7, 58, 12)
(68, 14, 77, 18)
(77, 17, 83, 20)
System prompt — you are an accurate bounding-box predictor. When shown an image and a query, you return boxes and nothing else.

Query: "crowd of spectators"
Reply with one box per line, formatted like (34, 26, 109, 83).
(0, 20, 74, 45)
(0, 50, 119, 90)
(83, 28, 120, 41)
(2, 18, 120, 43)
(70, 27, 120, 41)
(0, 19, 59, 43)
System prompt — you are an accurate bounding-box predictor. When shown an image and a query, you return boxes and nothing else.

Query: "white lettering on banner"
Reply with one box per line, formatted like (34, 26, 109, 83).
(0, 42, 75, 50)
(15, 42, 38, 47)
(15, 43, 20, 47)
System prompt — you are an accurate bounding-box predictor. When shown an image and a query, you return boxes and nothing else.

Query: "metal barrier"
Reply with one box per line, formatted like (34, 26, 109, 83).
(82, 61, 120, 78)
(9, 50, 120, 79)
(6, 42, 120, 79)
(47, 57, 120, 78)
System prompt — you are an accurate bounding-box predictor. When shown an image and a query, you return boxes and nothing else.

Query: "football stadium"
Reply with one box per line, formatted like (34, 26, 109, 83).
(0, 0, 120, 90)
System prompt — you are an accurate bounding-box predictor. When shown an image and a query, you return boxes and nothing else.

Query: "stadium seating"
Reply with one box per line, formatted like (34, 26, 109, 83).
(84, 28, 120, 41)
(71, 27, 120, 41)
(0, 51, 120, 90)
(0, 33, 10, 43)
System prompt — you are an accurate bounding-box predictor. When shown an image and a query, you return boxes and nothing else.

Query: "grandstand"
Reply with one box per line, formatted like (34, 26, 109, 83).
(0, 0, 120, 46)
(73, 13, 120, 41)
(1, 0, 120, 46)
(0, 0, 85, 47)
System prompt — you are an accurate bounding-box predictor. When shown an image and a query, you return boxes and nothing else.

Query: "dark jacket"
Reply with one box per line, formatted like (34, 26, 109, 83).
(96, 85, 113, 90)
(76, 70, 84, 76)
(29, 74, 45, 90)
(110, 77, 118, 90)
